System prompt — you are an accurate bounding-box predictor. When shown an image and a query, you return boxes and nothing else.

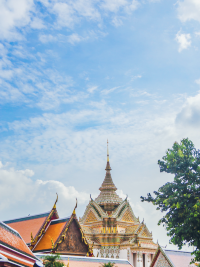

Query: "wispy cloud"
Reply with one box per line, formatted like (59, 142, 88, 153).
(39, 34, 57, 43)
(87, 86, 98, 93)
(101, 86, 119, 95)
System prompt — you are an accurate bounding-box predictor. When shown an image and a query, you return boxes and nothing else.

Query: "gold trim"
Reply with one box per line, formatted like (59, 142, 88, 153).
(51, 238, 54, 249)
(30, 194, 59, 250)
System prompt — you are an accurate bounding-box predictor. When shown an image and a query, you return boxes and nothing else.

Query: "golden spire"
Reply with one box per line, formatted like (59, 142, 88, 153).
(53, 193, 58, 209)
(107, 139, 109, 162)
(73, 198, 78, 215)
(67, 257, 69, 267)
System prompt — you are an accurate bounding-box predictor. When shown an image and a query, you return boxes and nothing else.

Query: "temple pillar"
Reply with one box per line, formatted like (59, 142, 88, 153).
(137, 252, 143, 267)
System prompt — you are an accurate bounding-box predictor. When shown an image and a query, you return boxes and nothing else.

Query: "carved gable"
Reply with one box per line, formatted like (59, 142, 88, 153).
(121, 210, 134, 222)
(154, 253, 171, 267)
(56, 219, 88, 255)
(138, 225, 151, 238)
(85, 210, 98, 223)
(141, 228, 150, 237)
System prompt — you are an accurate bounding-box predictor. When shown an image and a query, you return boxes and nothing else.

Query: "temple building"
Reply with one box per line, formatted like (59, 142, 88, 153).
(4, 198, 93, 257)
(79, 142, 157, 267)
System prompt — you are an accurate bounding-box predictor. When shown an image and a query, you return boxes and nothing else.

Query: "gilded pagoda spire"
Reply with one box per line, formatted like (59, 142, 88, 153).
(95, 141, 123, 211)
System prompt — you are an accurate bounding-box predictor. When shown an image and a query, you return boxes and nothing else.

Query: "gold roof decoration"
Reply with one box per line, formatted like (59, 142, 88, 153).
(94, 140, 123, 209)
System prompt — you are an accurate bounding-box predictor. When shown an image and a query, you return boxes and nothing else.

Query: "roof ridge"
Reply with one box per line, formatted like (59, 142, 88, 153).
(50, 217, 70, 225)
(4, 211, 50, 224)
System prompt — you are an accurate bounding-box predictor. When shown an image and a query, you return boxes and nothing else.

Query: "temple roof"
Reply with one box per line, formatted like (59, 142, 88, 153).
(94, 141, 123, 207)
(4, 212, 50, 244)
(0, 222, 35, 258)
(150, 245, 195, 267)
(33, 217, 70, 252)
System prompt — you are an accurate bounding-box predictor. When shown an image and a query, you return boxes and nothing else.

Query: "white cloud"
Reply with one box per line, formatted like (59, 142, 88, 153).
(0, 0, 140, 41)
(195, 79, 200, 85)
(0, 0, 34, 40)
(87, 86, 98, 93)
(177, 0, 200, 23)
(67, 33, 83, 45)
(0, 161, 90, 220)
(30, 17, 46, 29)
(101, 0, 138, 13)
(175, 31, 191, 52)
(39, 34, 57, 43)
(176, 91, 200, 126)
(112, 17, 123, 27)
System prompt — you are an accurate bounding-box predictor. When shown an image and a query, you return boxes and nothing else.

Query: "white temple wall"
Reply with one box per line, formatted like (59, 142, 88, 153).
(119, 248, 128, 260)
(93, 249, 99, 257)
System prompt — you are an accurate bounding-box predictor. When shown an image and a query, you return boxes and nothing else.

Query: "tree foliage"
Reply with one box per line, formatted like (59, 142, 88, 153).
(100, 263, 116, 267)
(141, 138, 200, 262)
(42, 254, 65, 267)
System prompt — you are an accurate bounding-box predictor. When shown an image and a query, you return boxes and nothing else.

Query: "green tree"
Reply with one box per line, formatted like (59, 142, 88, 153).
(100, 263, 116, 267)
(42, 254, 65, 267)
(141, 138, 200, 262)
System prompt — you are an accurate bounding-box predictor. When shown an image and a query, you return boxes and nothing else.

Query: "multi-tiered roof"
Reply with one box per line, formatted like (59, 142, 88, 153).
(95, 141, 123, 210)
(79, 142, 157, 256)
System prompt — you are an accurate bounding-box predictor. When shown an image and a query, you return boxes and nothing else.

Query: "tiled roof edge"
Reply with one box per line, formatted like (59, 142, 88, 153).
(0, 240, 36, 260)
(0, 222, 21, 239)
(8, 258, 31, 267)
(3, 212, 50, 224)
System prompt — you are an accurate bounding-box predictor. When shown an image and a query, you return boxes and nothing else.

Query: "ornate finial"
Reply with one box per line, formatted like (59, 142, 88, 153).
(31, 232, 34, 243)
(73, 198, 78, 214)
(51, 238, 54, 249)
(53, 193, 58, 209)
(107, 139, 109, 162)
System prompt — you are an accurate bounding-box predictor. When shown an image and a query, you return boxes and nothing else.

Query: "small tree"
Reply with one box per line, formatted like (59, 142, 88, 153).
(141, 138, 200, 262)
(100, 263, 116, 267)
(42, 254, 64, 267)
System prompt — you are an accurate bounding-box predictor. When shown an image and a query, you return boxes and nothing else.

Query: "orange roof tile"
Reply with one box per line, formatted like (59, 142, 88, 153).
(5, 213, 49, 244)
(34, 218, 69, 251)
(0, 222, 35, 258)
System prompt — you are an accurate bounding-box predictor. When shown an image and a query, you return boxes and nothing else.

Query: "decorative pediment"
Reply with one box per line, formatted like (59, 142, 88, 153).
(138, 225, 152, 238)
(80, 200, 106, 224)
(85, 210, 98, 223)
(121, 210, 135, 222)
(117, 204, 138, 223)
(55, 218, 90, 256)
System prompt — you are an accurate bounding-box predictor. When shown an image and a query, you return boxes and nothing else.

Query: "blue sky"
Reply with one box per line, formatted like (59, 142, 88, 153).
(1, 0, 200, 250)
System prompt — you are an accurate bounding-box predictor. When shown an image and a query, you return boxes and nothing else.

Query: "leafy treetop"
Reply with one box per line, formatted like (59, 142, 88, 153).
(141, 138, 200, 262)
